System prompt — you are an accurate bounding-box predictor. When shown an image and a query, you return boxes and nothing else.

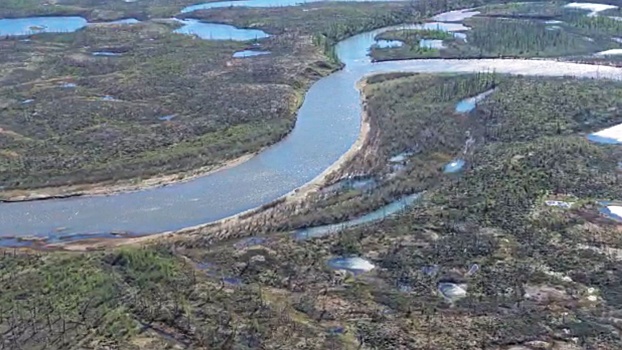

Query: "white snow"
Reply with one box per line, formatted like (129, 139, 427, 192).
(595, 49, 622, 56)
(345, 257, 375, 271)
(607, 205, 622, 218)
(545, 200, 573, 208)
(564, 2, 618, 17)
(432, 9, 480, 22)
(591, 123, 622, 142)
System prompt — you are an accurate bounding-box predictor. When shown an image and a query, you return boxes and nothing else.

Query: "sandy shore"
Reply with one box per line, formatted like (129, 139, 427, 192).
(47, 79, 372, 252)
(0, 152, 260, 202)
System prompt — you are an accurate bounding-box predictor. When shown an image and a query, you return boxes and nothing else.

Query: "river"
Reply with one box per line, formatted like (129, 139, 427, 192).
(1, 3, 622, 243)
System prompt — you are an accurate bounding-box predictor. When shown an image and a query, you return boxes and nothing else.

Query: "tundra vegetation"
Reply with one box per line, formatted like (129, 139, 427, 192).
(369, 1, 622, 63)
(4, 0, 622, 348)
(5, 73, 622, 348)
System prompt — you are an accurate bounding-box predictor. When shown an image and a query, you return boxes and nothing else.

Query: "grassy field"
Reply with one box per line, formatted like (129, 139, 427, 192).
(370, 1, 622, 62)
(6, 73, 622, 348)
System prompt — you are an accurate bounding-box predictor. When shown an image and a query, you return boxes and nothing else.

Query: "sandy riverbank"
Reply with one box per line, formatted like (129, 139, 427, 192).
(45, 78, 373, 252)
(0, 152, 259, 202)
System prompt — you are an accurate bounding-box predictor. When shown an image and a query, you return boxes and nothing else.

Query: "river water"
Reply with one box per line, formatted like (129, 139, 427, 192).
(1, 6, 622, 242)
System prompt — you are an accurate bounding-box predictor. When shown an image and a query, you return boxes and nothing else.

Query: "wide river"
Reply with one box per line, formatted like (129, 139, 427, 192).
(1, 2, 622, 242)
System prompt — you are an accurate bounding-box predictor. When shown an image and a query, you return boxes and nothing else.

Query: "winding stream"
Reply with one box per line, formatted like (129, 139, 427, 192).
(1, 5, 622, 243)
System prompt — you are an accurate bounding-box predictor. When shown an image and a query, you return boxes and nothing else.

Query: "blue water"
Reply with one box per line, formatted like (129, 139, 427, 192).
(455, 89, 495, 113)
(92, 51, 122, 56)
(0, 237, 38, 247)
(232, 50, 271, 58)
(438, 282, 467, 301)
(158, 115, 176, 121)
(374, 39, 403, 48)
(181, 0, 400, 12)
(466, 263, 479, 276)
(326, 256, 374, 274)
(419, 39, 444, 49)
(173, 19, 269, 40)
(0, 17, 87, 36)
(294, 192, 422, 240)
(3, 9, 622, 242)
(443, 159, 465, 173)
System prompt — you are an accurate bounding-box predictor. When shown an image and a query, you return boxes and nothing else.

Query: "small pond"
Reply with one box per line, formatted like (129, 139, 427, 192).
(443, 159, 465, 173)
(438, 282, 467, 301)
(0, 16, 87, 36)
(326, 256, 375, 274)
(173, 19, 269, 40)
(232, 50, 271, 58)
(455, 89, 495, 113)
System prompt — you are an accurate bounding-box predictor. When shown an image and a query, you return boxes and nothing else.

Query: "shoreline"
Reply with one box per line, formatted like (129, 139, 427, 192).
(0, 72, 317, 204)
(35, 78, 372, 251)
(0, 152, 259, 203)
